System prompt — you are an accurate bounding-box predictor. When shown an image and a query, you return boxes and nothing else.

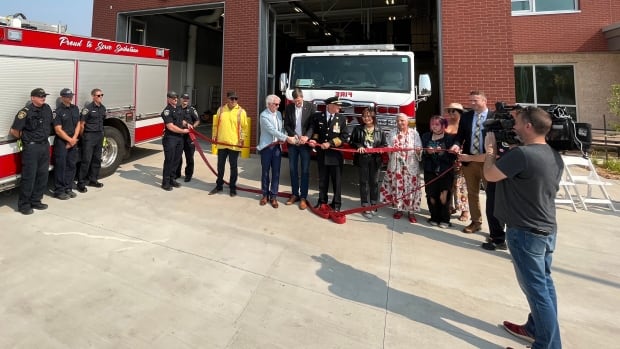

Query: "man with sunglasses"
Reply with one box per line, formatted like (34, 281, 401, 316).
(77, 88, 106, 193)
(10, 88, 54, 215)
(161, 91, 190, 191)
(209, 91, 248, 197)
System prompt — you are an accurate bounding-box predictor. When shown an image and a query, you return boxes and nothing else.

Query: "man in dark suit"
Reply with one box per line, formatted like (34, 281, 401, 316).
(283, 88, 316, 210)
(308, 96, 349, 212)
(451, 91, 506, 250)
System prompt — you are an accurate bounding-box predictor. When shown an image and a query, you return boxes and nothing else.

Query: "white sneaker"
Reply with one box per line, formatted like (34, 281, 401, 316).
(362, 211, 373, 219)
(439, 222, 450, 229)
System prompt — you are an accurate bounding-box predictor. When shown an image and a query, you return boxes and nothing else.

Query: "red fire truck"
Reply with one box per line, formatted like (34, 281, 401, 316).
(0, 18, 169, 192)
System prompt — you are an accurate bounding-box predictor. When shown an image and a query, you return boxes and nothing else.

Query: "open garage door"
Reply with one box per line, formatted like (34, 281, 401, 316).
(270, 0, 439, 131)
(116, 5, 225, 118)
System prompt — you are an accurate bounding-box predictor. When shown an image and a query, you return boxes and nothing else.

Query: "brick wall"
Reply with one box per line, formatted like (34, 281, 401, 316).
(441, 1, 516, 110)
(512, 1, 620, 53)
(92, 0, 261, 145)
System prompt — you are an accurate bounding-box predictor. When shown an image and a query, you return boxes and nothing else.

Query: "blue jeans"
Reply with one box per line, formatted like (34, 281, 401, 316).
(288, 144, 310, 199)
(506, 227, 561, 349)
(260, 144, 282, 198)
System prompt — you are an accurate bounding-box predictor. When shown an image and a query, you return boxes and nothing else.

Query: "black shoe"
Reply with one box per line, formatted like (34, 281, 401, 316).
(175, 174, 181, 179)
(184, 176, 191, 182)
(208, 187, 222, 195)
(161, 183, 172, 191)
(65, 190, 77, 198)
(19, 207, 34, 215)
(77, 185, 88, 193)
(87, 181, 104, 188)
(32, 203, 48, 210)
(54, 193, 70, 200)
(481, 241, 508, 251)
(229, 190, 237, 197)
(170, 181, 181, 188)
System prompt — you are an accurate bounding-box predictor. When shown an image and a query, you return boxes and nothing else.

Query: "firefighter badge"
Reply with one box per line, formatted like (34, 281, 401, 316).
(81, 108, 89, 116)
(164, 110, 170, 117)
(17, 110, 27, 119)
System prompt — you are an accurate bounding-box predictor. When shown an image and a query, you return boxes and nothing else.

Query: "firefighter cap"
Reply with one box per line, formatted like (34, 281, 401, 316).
(181, 93, 190, 99)
(60, 88, 75, 97)
(226, 91, 238, 99)
(167, 91, 178, 98)
(31, 88, 50, 97)
(324, 96, 343, 105)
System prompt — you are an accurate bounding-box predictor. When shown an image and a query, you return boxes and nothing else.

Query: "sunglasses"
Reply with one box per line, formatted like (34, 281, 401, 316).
(447, 109, 459, 113)
(271, 103, 280, 106)
(36, 95, 47, 98)
(95, 94, 104, 97)
(228, 97, 238, 101)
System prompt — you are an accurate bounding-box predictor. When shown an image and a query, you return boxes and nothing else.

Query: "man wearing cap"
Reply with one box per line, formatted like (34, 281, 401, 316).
(283, 88, 316, 210)
(77, 88, 106, 193)
(10, 88, 54, 215)
(53, 88, 82, 200)
(209, 91, 248, 197)
(307, 96, 349, 211)
(161, 91, 190, 191)
(175, 93, 201, 182)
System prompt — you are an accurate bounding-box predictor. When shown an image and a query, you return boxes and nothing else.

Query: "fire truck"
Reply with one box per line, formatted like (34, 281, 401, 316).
(0, 16, 169, 192)
(279, 44, 431, 163)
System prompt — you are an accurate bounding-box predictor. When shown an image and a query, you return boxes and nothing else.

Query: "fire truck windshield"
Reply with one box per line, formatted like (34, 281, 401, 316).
(290, 55, 411, 93)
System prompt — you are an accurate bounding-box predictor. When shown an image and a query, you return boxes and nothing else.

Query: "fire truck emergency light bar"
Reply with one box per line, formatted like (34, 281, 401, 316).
(307, 44, 395, 52)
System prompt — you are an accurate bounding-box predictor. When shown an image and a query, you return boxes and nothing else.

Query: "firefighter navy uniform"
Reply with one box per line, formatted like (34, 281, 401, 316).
(78, 99, 106, 191)
(53, 90, 81, 199)
(308, 96, 349, 211)
(161, 92, 186, 190)
(176, 99, 200, 182)
(10, 88, 54, 214)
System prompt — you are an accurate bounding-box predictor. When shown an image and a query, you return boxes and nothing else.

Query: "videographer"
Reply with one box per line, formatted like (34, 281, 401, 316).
(450, 91, 506, 251)
(483, 106, 563, 349)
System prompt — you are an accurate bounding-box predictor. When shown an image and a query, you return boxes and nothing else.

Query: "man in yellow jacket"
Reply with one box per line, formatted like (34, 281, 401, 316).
(208, 91, 248, 197)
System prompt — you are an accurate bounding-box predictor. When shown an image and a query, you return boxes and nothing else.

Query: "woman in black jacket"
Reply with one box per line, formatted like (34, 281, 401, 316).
(349, 108, 387, 218)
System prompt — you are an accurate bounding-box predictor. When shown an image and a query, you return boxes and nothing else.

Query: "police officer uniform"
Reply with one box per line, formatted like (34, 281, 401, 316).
(175, 93, 200, 182)
(53, 88, 81, 199)
(161, 91, 186, 190)
(309, 96, 349, 211)
(10, 88, 54, 214)
(78, 93, 106, 192)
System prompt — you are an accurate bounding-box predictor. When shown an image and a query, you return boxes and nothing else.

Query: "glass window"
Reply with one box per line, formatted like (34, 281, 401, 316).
(512, 0, 577, 13)
(514, 65, 577, 119)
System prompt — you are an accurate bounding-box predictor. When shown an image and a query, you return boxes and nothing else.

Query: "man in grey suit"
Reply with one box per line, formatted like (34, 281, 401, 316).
(283, 88, 316, 210)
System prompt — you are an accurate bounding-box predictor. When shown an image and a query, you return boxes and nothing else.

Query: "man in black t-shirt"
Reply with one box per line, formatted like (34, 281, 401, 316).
(483, 107, 563, 349)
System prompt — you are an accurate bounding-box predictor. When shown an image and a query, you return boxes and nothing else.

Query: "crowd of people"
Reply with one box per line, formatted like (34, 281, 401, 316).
(10, 88, 107, 215)
(11, 85, 564, 348)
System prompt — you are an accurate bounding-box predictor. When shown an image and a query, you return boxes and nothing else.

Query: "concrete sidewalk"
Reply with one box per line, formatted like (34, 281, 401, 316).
(1, 135, 619, 349)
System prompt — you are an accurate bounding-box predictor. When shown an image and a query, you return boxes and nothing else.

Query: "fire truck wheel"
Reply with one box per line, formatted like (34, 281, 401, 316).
(99, 126, 126, 178)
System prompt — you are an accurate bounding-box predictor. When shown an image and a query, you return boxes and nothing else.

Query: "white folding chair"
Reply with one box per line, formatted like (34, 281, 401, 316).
(561, 155, 617, 211)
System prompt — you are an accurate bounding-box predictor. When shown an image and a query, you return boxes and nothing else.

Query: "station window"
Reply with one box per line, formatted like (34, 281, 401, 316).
(128, 18, 146, 45)
(514, 64, 577, 119)
(512, 0, 578, 14)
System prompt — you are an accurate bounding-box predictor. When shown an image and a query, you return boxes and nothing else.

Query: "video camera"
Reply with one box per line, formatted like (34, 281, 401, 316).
(483, 102, 519, 145)
(484, 102, 592, 153)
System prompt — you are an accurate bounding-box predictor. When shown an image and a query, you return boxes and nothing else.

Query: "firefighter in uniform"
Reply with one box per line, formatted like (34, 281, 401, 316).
(77, 88, 106, 193)
(161, 91, 190, 191)
(307, 96, 349, 211)
(175, 93, 201, 182)
(10, 88, 54, 215)
(53, 88, 81, 200)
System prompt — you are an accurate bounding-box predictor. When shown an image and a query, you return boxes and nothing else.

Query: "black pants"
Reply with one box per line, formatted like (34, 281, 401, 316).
(317, 152, 343, 209)
(176, 134, 195, 179)
(486, 182, 506, 243)
(358, 154, 381, 206)
(216, 148, 240, 191)
(424, 171, 454, 224)
(78, 131, 103, 185)
(53, 138, 78, 195)
(18, 143, 49, 210)
(162, 134, 183, 185)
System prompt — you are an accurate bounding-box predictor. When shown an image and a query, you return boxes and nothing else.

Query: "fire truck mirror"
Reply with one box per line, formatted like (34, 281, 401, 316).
(418, 74, 432, 97)
(279, 72, 288, 93)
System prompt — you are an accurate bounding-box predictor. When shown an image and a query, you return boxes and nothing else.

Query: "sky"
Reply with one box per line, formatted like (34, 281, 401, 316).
(1, 0, 94, 36)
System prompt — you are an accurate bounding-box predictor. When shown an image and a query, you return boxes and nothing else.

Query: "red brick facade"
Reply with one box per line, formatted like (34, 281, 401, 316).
(512, 1, 620, 53)
(441, 1, 516, 109)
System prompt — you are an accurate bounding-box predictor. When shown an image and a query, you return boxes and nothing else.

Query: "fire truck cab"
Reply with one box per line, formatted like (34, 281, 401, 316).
(279, 44, 431, 162)
(0, 17, 169, 192)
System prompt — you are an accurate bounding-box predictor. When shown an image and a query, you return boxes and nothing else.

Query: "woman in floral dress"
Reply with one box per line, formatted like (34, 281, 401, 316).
(380, 113, 423, 223)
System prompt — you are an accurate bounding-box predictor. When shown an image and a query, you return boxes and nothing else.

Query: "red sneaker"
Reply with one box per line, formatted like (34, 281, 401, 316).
(503, 320, 535, 343)
(408, 213, 417, 224)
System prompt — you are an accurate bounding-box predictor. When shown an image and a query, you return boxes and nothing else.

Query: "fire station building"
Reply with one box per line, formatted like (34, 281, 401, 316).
(92, 0, 620, 133)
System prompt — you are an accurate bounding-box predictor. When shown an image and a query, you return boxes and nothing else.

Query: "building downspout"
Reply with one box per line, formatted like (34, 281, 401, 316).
(437, 0, 444, 111)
